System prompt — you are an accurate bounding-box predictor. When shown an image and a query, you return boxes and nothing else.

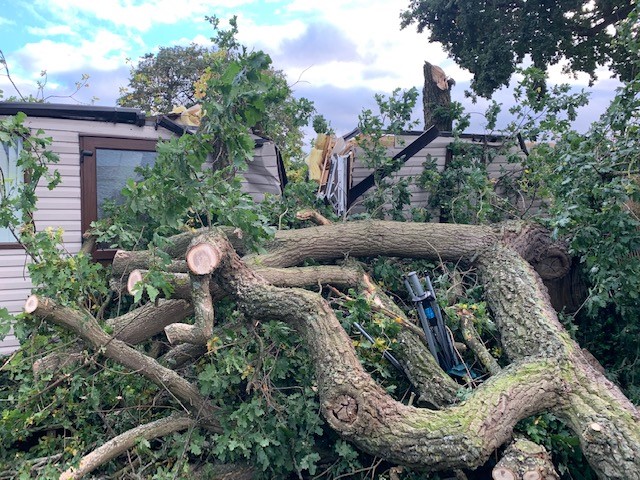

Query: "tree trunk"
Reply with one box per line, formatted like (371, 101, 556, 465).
(423, 61, 454, 131)
(196, 226, 639, 477)
(27, 221, 639, 478)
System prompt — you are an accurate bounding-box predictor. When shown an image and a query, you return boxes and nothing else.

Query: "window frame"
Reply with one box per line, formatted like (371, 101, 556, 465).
(79, 136, 158, 260)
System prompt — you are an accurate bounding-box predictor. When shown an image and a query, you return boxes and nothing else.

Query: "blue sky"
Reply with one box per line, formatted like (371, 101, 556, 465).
(0, 0, 622, 137)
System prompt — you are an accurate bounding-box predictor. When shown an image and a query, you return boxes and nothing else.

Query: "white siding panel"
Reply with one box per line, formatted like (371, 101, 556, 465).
(0, 248, 28, 257)
(350, 134, 530, 219)
(0, 266, 31, 280)
(0, 337, 20, 356)
(48, 165, 79, 177)
(50, 153, 80, 166)
(2, 300, 25, 312)
(24, 118, 175, 140)
(35, 186, 81, 198)
(0, 280, 32, 301)
(35, 130, 79, 143)
(0, 254, 30, 267)
(52, 176, 81, 188)
(33, 197, 80, 210)
(31, 210, 81, 222)
(241, 143, 282, 197)
(48, 142, 82, 155)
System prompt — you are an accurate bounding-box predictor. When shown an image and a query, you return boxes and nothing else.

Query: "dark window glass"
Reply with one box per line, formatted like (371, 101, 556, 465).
(95, 148, 156, 219)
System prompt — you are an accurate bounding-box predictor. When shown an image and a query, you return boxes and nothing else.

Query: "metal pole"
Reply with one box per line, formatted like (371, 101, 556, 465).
(425, 276, 457, 370)
(353, 322, 405, 374)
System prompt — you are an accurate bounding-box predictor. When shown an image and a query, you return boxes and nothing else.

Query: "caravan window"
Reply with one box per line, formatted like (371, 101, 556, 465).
(0, 137, 23, 246)
(80, 136, 157, 258)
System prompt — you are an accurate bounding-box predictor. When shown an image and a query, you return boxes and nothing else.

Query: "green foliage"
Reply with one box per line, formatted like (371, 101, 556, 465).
(118, 43, 212, 113)
(118, 18, 314, 165)
(94, 133, 274, 252)
(312, 114, 333, 135)
(260, 180, 338, 229)
(197, 320, 329, 478)
(257, 73, 315, 164)
(0, 113, 60, 235)
(336, 290, 406, 393)
(412, 67, 590, 225)
(3, 8, 640, 479)
(0, 114, 109, 340)
(22, 228, 109, 309)
(357, 87, 420, 219)
(402, 0, 636, 97)
(0, 346, 166, 478)
(95, 19, 297, 254)
(517, 414, 597, 479)
(538, 73, 640, 401)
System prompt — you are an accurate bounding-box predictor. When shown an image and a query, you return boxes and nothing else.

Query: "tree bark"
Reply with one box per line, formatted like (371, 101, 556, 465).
(457, 306, 501, 376)
(492, 437, 559, 480)
(33, 300, 194, 375)
(423, 61, 454, 131)
(195, 224, 638, 478)
(112, 249, 187, 277)
(108, 299, 193, 345)
(29, 221, 639, 478)
(24, 295, 219, 427)
(246, 221, 498, 268)
(60, 413, 196, 480)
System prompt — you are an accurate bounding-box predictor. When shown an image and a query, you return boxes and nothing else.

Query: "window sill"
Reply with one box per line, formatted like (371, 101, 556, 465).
(0, 243, 24, 250)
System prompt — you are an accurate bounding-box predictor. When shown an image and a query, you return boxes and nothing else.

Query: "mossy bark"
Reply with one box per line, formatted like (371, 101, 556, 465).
(195, 227, 638, 478)
(33, 221, 639, 478)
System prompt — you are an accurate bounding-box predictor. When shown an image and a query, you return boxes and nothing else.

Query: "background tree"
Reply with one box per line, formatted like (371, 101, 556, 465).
(401, 0, 637, 96)
(117, 44, 211, 114)
(118, 29, 314, 164)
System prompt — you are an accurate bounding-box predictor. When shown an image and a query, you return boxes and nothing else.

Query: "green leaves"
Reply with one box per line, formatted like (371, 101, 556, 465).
(0, 307, 13, 340)
(198, 320, 325, 477)
(117, 43, 213, 113)
(402, 0, 637, 97)
(358, 87, 420, 220)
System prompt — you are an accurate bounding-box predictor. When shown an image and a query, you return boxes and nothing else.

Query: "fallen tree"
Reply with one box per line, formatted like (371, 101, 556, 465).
(22, 220, 640, 479)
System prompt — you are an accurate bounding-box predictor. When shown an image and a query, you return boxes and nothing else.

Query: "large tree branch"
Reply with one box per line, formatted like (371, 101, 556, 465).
(185, 225, 638, 478)
(33, 299, 194, 376)
(60, 413, 196, 480)
(24, 296, 219, 428)
(246, 221, 498, 268)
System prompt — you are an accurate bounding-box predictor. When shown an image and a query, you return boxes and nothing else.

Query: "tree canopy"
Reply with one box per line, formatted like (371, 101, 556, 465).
(117, 44, 211, 114)
(401, 0, 637, 96)
(117, 22, 314, 164)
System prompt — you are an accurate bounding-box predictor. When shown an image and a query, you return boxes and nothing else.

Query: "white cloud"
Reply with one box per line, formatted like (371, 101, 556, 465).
(26, 25, 77, 37)
(235, 17, 307, 54)
(0, 16, 15, 26)
(33, 0, 253, 32)
(240, 0, 468, 95)
(16, 30, 131, 75)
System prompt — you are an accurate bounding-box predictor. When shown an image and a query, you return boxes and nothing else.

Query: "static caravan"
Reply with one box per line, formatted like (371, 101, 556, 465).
(0, 102, 286, 354)
(311, 127, 530, 219)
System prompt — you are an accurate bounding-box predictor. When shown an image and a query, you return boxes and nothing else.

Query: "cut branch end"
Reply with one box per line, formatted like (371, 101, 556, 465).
(187, 243, 221, 275)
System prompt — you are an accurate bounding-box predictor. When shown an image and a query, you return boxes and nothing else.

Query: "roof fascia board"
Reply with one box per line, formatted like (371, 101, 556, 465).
(0, 102, 146, 126)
